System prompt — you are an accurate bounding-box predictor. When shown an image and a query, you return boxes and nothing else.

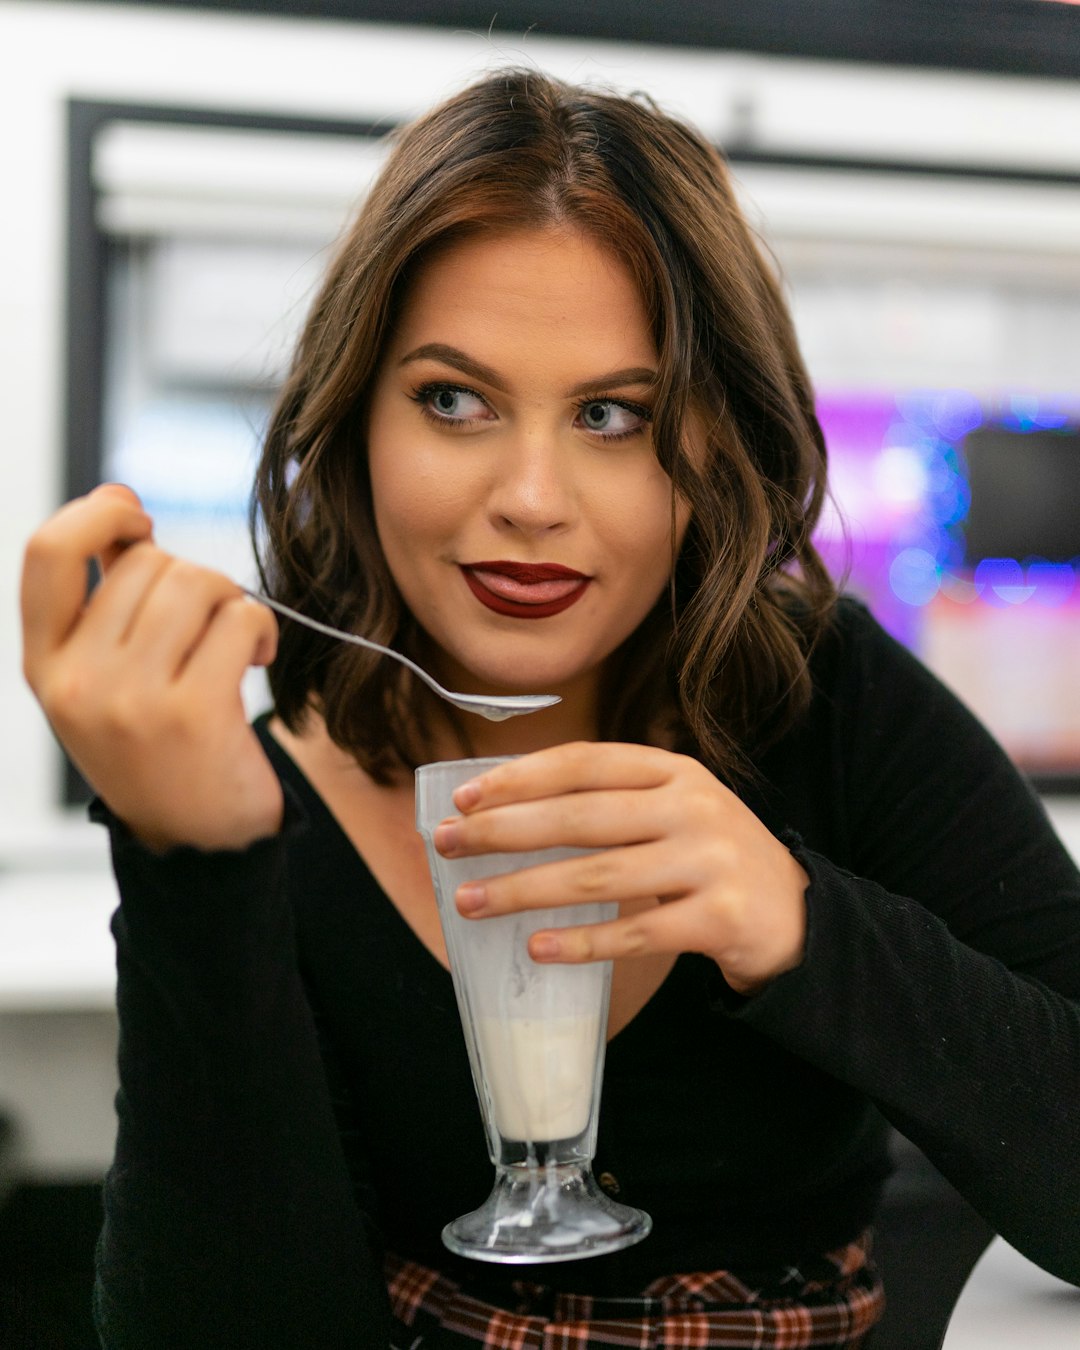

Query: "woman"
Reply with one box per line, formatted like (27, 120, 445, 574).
(20, 70, 1080, 1347)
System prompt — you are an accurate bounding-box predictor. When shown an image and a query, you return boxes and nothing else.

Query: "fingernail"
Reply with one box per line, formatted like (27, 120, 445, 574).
(453, 779, 482, 810)
(531, 934, 561, 961)
(433, 821, 461, 854)
(456, 883, 486, 915)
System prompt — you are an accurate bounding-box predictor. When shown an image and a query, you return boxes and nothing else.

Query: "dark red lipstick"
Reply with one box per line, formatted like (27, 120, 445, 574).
(461, 561, 590, 619)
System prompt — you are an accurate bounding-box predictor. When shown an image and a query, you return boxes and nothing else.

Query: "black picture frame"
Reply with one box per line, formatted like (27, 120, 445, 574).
(62, 94, 1080, 799)
(59, 0, 1080, 82)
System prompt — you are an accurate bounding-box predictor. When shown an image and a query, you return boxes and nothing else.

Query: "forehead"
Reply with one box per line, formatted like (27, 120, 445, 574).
(384, 226, 656, 371)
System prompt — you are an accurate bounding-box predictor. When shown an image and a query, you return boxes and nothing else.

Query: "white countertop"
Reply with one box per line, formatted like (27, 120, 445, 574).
(944, 1239, 1080, 1348)
(0, 860, 118, 1012)
(0, 840, 121, 1178)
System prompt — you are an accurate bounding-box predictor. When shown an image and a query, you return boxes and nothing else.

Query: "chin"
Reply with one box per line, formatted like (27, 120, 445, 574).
(423, 607, 621, 692)
(453, 648, 596, 697)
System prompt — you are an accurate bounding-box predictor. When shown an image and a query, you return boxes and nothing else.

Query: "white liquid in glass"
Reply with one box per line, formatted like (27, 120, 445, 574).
(474, 1012, 602, 1142)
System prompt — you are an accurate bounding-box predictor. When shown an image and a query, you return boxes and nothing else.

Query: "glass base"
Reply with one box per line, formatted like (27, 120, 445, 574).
(442, 1160, 652, 1264)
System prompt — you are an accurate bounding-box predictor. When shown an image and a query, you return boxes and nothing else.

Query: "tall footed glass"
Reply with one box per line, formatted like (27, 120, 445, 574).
(416, 757, 652, 1264)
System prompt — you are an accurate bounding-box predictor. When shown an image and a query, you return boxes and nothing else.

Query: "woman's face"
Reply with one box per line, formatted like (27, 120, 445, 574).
(365, 225, 692, 708)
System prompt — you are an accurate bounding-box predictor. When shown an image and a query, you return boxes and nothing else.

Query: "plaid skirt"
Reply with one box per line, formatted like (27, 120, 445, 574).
(385, 1231, 884, 1349)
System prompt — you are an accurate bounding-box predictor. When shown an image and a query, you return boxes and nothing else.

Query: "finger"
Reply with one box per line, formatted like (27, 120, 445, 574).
(94, 483, 143, 508)
(527, 900, 705, 965)
(21, 487, 153, 669)
(454, 840, 684, 917)
(451, 741, 675, 812)
(180, 594, 279, 689)
(119, 559, 250, 679)
(433, 786, 674, 857)
(74, 541, 173, 647)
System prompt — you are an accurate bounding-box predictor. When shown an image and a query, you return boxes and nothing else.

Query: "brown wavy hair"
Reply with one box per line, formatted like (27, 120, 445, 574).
(252, 68, 837, 785)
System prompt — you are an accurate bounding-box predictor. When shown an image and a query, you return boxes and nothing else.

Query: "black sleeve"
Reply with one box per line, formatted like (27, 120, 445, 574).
(90, 791, 391, 1349)
(728, 602, 1080, 1284)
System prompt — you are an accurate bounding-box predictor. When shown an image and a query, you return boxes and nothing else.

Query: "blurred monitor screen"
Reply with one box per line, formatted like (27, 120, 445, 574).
(815, 391, 1080, 784)
(962, 424, 1080, 565)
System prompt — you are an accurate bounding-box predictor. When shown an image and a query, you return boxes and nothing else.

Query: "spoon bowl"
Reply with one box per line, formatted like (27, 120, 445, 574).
(243, 590, 560, 722)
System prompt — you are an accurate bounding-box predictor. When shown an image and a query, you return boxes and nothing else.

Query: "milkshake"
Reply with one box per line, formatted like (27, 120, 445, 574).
(474, 1011, 602, 1142)
(416, 755, 652, 1262)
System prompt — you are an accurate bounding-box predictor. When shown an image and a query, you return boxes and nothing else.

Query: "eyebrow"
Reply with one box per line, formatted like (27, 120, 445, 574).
(398, 343, 658, 398)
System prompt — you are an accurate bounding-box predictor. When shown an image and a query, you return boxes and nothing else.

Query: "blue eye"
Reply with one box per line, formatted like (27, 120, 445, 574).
(414, 384, 491, 424)
(577, 399, 649, 440)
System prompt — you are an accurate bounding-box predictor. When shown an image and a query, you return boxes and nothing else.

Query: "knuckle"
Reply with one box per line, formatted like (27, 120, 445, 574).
(22, 528, 60, 568)
(21, 650, 42, 693)
(159, 557, 234, 607)
(243, 597, 277, 636)
(101, 680, 180, 740)
(154, 694, 200, 741)
(703, 835, 737, 875)
(572, 929, 596, 962)
(558, 741, 594, 776)
(99, 691, 147, 739)
(570, 740, 596, 769)
(37, 664, 89, 725)
(39, 668, 158, 752)
(685, 785, 720, 830)
(553, 798, 589, 841)
(214, 595, 250, 629)
(575, 854, 614, 896)
(114, 538, 159, 567)
(619, 923, 649, 957)
(224, 595, 279, 657)
(165, 558, 212, 593)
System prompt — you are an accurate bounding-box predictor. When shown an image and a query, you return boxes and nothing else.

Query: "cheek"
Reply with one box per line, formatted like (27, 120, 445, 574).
(369, 418, 460, 539)
(370, 458, 484, 577)
(368, 392, 438, 526)
(601, 471, 685, 571)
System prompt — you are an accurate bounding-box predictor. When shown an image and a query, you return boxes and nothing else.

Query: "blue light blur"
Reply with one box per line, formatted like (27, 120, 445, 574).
(815, 389, 1080, 643)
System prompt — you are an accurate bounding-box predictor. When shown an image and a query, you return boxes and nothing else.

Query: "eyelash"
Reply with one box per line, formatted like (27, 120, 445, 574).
(409, 383, 487, 428)
(409, 382, 652, 443)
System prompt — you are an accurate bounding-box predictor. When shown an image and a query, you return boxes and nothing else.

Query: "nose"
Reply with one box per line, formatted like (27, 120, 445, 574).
(486, 427, 575, 537)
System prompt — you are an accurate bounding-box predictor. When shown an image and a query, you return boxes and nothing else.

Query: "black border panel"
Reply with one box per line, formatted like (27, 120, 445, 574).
(62, 96, 1080, 797)
(61, 100, 390, 803)
(63, 96, 391, 508)
(60, 0, 1080, 80)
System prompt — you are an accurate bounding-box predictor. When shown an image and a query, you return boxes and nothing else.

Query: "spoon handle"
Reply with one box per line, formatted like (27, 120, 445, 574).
(240, 588, 559, 720)
(241, 589, 449, 699)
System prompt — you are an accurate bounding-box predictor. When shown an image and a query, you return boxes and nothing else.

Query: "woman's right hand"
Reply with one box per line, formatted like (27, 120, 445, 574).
(20, 484, 284, 853)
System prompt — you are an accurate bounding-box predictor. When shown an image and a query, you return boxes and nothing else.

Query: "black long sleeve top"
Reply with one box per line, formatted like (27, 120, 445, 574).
(91, 599, 1080, 1348)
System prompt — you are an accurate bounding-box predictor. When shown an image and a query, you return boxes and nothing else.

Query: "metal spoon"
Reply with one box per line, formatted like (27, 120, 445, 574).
(242, 589, 560, 722)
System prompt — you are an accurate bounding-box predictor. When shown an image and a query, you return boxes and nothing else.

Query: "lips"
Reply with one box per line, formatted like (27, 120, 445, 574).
(461, 561, 591, 619)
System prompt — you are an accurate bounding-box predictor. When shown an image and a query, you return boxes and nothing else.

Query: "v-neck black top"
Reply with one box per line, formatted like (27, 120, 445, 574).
(91, 599, 1080, 1348)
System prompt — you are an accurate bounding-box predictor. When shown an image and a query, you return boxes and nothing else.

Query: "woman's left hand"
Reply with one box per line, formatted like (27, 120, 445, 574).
(432, 742, 809, 996)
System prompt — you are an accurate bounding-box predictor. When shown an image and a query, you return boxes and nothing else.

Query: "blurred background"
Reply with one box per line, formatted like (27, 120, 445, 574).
(1, 2, 1078, 1345)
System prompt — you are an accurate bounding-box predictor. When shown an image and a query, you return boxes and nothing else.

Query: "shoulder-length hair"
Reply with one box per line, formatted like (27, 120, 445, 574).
(252, 68, 837, 785)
